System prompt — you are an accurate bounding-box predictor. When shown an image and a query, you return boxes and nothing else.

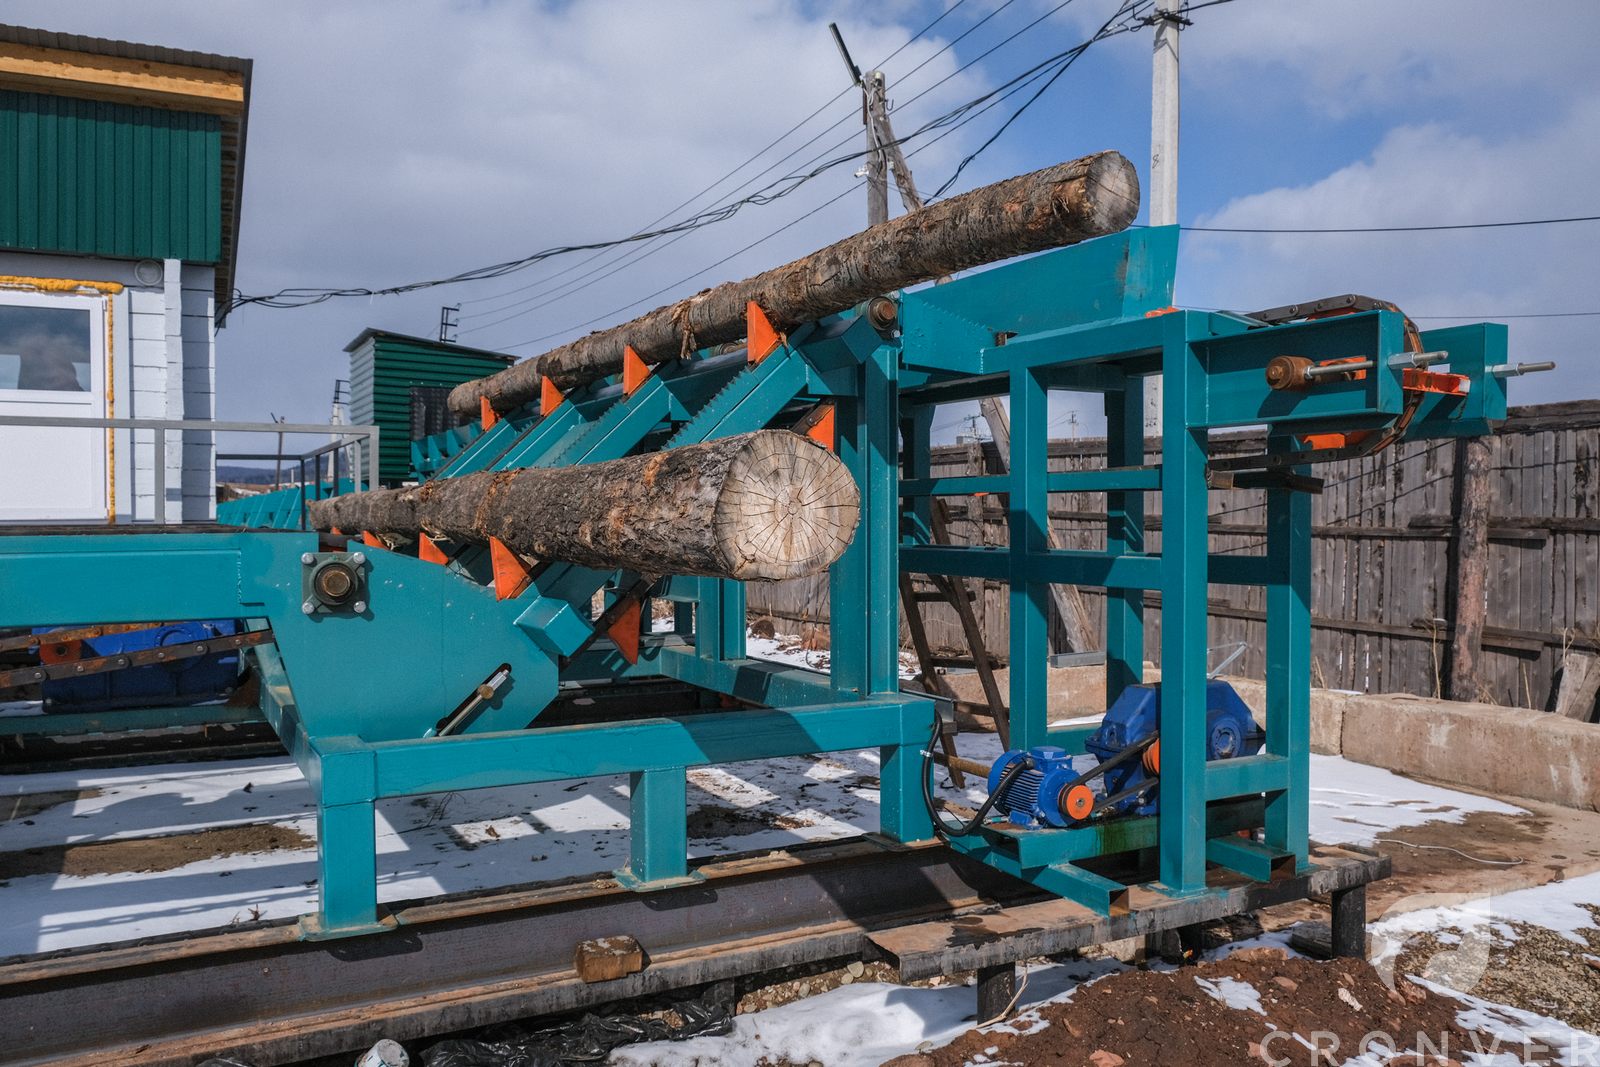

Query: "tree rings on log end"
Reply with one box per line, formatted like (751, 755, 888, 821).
(714, 432, 859, 581)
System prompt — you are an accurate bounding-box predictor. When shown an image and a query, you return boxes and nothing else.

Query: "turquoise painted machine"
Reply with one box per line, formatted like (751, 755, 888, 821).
(0, 226, 1521, 934)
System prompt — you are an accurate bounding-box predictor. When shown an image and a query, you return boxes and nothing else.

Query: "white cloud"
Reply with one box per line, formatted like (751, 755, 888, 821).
(1179, 97, 1600, 406)
(2, 0, 991, 427)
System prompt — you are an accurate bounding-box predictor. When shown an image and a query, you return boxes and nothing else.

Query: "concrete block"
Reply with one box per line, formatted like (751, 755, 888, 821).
(1225, 677, 1345, 756)
(1340, 694, 1600, 813)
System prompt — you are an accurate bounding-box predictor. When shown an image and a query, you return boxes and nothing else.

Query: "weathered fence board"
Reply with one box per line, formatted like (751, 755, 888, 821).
(746, 401, 1600, 710)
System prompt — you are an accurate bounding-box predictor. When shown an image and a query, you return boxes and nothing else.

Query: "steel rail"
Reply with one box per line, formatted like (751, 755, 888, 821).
(2, 837, 1031, 1067)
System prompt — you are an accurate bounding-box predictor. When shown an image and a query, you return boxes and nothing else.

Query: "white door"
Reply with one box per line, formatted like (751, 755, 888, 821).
(0, 291, 108, 523)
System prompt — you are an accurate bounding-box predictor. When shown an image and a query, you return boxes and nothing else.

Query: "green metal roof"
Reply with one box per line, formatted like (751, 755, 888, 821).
(346, 329, 517, 484)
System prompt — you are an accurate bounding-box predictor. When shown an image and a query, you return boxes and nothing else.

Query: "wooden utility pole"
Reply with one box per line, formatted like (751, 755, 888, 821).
(831, 23, 898, 224)
(1446, 435, 1492, 701)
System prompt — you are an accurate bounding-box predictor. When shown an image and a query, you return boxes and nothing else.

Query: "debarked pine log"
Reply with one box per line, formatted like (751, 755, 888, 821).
(450, 151, 1139, 416)
(307, 430, 859, 581)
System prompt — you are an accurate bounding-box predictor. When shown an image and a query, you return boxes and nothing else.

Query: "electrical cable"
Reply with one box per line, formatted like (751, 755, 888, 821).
(228, 0, 1135, 320)
(459, 0, 1047, 338)
(1180, 214, 1600, 234)
(922, 717, 1027, 839)
(457, 0, 975, 316)
(929, 0, 1149, 199)
(494, 4, 1150, 349)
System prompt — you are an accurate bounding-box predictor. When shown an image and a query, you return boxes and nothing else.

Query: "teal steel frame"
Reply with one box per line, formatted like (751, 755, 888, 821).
(0, 226, 1510, 935)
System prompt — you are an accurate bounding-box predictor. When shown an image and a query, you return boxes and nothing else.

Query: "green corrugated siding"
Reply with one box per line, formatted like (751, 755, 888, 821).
(0, 89, 222, 263)
(367, 337, 514, 483)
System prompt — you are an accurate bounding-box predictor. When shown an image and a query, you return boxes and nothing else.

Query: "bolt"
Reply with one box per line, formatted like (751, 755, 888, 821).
(866, 295, 899, 331)
(301, 601, 316, 615)
(301, 552, 316, 565)
(353, 600, 368, 614)
(350, 552, 367, 566)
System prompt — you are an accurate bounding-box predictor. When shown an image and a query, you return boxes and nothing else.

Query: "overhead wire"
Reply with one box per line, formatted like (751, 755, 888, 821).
(226, 0, 1104, 321)
(457, 0, 975, 318)
(497, 10, 1137, 351)
(459, 0, 1036, 338)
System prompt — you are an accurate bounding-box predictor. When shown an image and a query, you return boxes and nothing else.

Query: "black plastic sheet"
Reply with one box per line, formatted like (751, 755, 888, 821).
(422, 988, 732, 1067)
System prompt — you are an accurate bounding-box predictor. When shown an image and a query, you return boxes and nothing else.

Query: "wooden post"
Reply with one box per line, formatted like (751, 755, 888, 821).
(1446, 435, 1492, 701)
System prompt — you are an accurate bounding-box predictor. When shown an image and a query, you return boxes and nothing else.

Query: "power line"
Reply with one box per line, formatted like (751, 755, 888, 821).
(1179, 214, 1600, 234)
(458, 0, 975, 316)
(929, 0, 1152, 199)
(495, 12, 1145, 353)
(459, 0, 1031, 336)
(467, 0, 1136, 345)
(1409, 311, 1600, 320)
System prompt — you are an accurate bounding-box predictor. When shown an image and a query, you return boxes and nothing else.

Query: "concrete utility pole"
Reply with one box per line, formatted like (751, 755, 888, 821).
(1146, 0, 1182, 435)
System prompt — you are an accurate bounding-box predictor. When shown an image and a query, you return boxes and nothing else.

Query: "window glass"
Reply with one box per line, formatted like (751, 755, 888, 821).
(0, 304, 92, 392)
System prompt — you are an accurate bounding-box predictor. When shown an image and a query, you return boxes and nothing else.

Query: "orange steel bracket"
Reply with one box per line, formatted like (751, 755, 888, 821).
(488, 536, 532, 600)
(480, 395, 499, 430)
(38, 638, 83, 665)
(361, 531, 384, 549)
(622, 345, 653, 396)
(1143, 306, 1180, 318)
(746, 301, 783, 364)
(418, 534, 449, 565)
(540, 376, 565, 417)
(806, 402, 835, 450)
(606, 599, 643, 664)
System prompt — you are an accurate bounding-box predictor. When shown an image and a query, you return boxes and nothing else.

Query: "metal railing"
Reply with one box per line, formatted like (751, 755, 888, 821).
(0, 415, 379, 525)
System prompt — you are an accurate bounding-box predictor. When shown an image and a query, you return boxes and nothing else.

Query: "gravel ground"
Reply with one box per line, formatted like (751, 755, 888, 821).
(1388, 903, 1600, 1034)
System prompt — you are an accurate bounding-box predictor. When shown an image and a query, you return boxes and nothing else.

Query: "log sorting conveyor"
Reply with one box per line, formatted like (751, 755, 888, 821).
(0, 152, 1543, 1065)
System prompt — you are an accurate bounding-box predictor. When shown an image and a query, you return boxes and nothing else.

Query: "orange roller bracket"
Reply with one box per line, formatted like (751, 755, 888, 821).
(746, 301, 783, 364)
(622, 345, 652, 396)
(361, 531, 383, 549)
(479, 396, 499, 430)
(606, 599, 642, 664)
(488, 536, 532, 600)
(540, 376, 565, 416)
(418, 534, 449, 565)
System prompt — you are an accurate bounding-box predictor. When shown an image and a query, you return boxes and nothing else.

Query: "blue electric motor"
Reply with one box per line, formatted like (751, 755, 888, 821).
(987, 681, 1263, 827)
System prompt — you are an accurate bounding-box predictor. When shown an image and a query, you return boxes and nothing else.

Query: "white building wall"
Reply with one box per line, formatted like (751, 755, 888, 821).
(0, 249, 217, 523)
(181, 264, 216, 521)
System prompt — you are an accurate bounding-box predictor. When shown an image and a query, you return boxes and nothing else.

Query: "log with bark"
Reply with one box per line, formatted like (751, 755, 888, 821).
(307, 430, 859, 582)
(449, 151, 1139, 417)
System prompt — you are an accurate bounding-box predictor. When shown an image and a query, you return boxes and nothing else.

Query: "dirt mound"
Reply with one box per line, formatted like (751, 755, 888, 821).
(886, 951, 1532, 1066)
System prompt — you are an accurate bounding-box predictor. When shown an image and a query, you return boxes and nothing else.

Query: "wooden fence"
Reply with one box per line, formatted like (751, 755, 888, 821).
(746, 400, 1600, 710)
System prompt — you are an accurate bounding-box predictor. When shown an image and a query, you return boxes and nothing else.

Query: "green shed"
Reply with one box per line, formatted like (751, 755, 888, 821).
(344, 329, 515, 485)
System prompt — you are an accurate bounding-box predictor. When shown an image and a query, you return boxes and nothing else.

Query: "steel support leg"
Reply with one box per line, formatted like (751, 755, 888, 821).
(1331, 884, 1367, 959)
(879, 735, 936, 844)
(975, 962, 1018, 1022)
(313, 800, 379, 936)
(1158, 326, 1209, 896)
(617, 767, 696, 889)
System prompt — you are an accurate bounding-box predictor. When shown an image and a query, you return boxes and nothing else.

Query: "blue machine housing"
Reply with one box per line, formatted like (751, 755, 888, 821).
(1084, 681, 1262, 818)
(988, 681, 1262, 827)
(39, 621, 244, 711)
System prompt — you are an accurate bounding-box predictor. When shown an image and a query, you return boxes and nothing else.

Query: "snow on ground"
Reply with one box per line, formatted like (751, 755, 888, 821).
(1370, 869, 1600, 967)
(0, 746, 1538, 960)
(611, 956, 1127, 1067)
(1308, 752, 1526, 847)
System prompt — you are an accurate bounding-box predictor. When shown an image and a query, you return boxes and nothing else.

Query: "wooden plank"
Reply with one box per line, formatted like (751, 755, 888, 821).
(0, 41, 247, 116)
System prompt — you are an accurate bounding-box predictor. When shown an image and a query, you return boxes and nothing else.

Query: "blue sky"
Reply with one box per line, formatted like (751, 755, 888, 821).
(9, 0, 1596, 444)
